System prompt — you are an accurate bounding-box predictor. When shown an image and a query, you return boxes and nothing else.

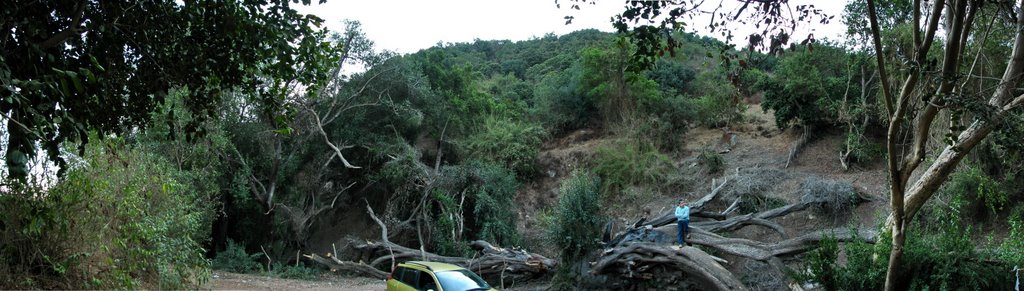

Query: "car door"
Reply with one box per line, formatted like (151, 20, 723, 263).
(386, 266, 419, 291)
(416, 270, 440, 291)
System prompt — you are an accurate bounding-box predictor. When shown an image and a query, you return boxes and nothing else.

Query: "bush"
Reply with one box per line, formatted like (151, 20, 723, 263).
(212, 240, 262, 273)
(801, 194, 1016, 290)
(531, 68, 593, 131)
(636, 94, 697, 151)
(757, 44, 851, 129)
(939, 165, 1008, 217)
(463, 117, 546, 177)
(697, 147, 725, 174)
(547, 171, 605, 261)
(265, 263, 321, 280)
(592, 140, 674, 197)
(0, 138, 214, 289)
(469, 163, 522, 246)
(687, 70, 742, 127)
(547, 171, 605, 289)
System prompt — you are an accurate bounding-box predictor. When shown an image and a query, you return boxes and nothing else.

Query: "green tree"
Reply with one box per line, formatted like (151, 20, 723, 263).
(758, 44, 852, 128)
(1, 0, 329, 179)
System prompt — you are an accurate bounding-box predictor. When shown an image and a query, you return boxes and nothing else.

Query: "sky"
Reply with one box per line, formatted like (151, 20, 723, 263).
(294, 0, 852, 55)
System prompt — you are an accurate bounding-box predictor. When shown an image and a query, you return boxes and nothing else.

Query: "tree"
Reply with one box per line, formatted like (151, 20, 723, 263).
(559, 0, 831, 69)
(570, 0, 1024, 289)
(862, 0, 1024, 289)
(1, 0, 328, 180)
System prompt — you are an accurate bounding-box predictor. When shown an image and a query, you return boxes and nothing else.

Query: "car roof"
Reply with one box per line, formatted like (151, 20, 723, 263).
(401, 261, 465, 272)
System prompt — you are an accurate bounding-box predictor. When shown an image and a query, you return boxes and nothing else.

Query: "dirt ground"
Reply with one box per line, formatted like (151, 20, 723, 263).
(205, 271, 383, 290)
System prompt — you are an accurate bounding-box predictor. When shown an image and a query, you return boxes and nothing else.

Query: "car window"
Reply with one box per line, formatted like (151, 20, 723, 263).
(435, 269, 490, 291)
(417, 271, 437, 291)
(398, 267, 420, 287)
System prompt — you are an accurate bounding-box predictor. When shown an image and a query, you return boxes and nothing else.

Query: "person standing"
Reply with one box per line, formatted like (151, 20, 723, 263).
(675, 199, 690, 246)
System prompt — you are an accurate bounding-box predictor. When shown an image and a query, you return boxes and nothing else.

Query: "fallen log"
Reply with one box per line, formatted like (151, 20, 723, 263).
(591, 243, 748, 291)
(307, 203, 555, 284)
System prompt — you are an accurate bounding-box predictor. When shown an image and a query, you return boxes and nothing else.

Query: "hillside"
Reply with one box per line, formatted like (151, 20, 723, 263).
(6, 3, 1024, 289)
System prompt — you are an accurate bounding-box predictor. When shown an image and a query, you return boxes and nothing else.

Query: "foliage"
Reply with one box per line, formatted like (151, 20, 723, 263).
(428, 161, 522, 255)
(468, 163, 523, 246)
(697, 147, 725, 174)
(212, 240, 263, 274)
(997, 207, 1024, 267)
(547, 171, 605, 261)
(265, 263, 322, 280)
(802, 228, 1013, 290)
(647, 58, 696, 95)
(592, 140, 674, 197)
(758, 44, 852, 129)
(1, 1, 334, 179)
(686, 70, 742, 127)
(531, 65, 594, 131)
(1, 137, 214, 289)
(936, 165, 1008, 218)
(801, 194, 1017, 290)
(463, 117, 546, 177)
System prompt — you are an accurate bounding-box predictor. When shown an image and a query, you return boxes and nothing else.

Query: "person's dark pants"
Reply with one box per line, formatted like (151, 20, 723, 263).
(677, 219, 689, 245)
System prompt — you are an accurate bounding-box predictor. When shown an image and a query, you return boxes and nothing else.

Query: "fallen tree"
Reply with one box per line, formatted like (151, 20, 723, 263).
(308, 173, 876, 290)
(595, 175, 876, 290)
(306, 203, 555, 285)
(591, 244, 747, 291)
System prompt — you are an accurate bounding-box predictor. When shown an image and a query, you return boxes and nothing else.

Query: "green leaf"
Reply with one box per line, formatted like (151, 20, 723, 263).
(71, 75, 86, 93)
(89, 56, 106, 72)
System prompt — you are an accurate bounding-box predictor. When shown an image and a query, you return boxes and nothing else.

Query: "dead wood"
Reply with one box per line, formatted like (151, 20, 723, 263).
(591, 243, 748, 291)
(307, 203, 555, 284)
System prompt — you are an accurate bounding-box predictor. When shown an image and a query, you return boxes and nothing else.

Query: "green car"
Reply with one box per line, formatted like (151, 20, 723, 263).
(386, 261, 496, 291)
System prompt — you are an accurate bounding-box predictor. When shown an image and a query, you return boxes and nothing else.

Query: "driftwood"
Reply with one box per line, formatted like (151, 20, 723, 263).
(307, 203, 555, 284)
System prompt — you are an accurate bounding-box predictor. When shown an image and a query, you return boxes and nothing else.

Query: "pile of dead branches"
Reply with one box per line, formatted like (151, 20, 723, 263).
(306, 204, 555, 286)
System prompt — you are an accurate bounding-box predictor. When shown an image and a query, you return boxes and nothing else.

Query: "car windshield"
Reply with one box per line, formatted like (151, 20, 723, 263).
(434, 269, 490, 291)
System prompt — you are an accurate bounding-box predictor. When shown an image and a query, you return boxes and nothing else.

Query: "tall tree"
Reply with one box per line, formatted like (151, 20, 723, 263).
(863, 0, 1024, 289)
(1, 0, 328, 179)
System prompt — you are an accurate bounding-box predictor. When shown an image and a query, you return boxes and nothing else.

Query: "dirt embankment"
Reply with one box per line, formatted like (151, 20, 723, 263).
(514, 104, 890, 260)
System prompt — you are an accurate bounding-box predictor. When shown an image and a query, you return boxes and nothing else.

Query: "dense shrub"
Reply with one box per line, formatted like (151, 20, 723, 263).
(687, 70, 742, 127)
(636, 94, 697, 151)
(592, 140, 674, 197)
(758, 44, 851, 129)
(531, 67, 593, 131)
(697, 147, 725, 174)
(430, 161, 521, 255)
(937, 165, 1008, 218)
(547, 171, 605, 260)
(0, 138, 214, 289)
(212, 240, 262, 274)
(546, 171, 605, 290)
(463, 117, 546, 177)
(801, 193, 1017, 290)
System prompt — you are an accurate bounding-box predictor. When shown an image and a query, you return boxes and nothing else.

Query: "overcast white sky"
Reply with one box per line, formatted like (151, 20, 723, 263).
(295, 0, 851, 54)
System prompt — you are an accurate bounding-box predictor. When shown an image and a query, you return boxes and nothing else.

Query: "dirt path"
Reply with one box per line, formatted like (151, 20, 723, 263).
(205, 271, 383, 290)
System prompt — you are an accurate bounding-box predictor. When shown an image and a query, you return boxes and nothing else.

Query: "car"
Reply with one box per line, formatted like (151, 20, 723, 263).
(385, 261, 497, 291)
